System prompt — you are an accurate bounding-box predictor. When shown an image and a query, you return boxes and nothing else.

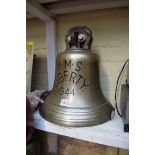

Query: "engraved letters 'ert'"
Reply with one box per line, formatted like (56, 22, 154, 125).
(40, 26, 114, 127)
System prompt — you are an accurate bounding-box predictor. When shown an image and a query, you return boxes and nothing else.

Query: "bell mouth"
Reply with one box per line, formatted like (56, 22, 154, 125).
(39, 102, 114, 127)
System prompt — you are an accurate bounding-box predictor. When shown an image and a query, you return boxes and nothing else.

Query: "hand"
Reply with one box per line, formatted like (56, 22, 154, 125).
(27, 90, 45, 111)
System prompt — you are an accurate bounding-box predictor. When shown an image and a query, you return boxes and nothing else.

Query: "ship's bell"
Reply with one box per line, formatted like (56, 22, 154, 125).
(40, 26, 114, 127)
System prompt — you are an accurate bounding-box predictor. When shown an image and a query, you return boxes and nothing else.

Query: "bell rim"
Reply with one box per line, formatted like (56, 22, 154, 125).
(39, 102, 114, 127)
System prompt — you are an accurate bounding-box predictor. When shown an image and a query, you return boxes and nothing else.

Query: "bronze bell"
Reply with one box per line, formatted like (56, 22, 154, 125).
(40, 26, 114, 127)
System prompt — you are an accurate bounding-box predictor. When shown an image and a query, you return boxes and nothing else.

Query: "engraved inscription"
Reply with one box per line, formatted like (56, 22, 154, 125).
(55, 59, 89, 96)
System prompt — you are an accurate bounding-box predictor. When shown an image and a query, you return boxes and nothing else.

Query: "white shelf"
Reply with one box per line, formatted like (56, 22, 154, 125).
(33, 110, 129, 149)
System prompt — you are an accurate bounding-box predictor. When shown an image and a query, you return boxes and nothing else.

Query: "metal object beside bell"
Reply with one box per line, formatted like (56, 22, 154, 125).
(40, 26, 114, 127)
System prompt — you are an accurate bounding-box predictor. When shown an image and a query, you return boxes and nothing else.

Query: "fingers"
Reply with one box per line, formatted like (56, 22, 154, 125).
(33, 95, 44, 103)
(31, 90, 45, 97)
(27, 95, 43, 111)
(27, 90, 46, 111)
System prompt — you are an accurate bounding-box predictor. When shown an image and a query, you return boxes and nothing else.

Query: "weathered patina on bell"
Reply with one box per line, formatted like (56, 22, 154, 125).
(39, 26, 114, 127)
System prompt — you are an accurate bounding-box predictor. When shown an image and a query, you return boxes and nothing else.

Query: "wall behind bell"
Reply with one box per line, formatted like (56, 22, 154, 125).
(26, 19, 48, 91)
(26, 6, 129, 106)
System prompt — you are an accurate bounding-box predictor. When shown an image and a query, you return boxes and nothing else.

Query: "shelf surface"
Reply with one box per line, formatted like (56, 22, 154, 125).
(33, 110, 129, 149)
